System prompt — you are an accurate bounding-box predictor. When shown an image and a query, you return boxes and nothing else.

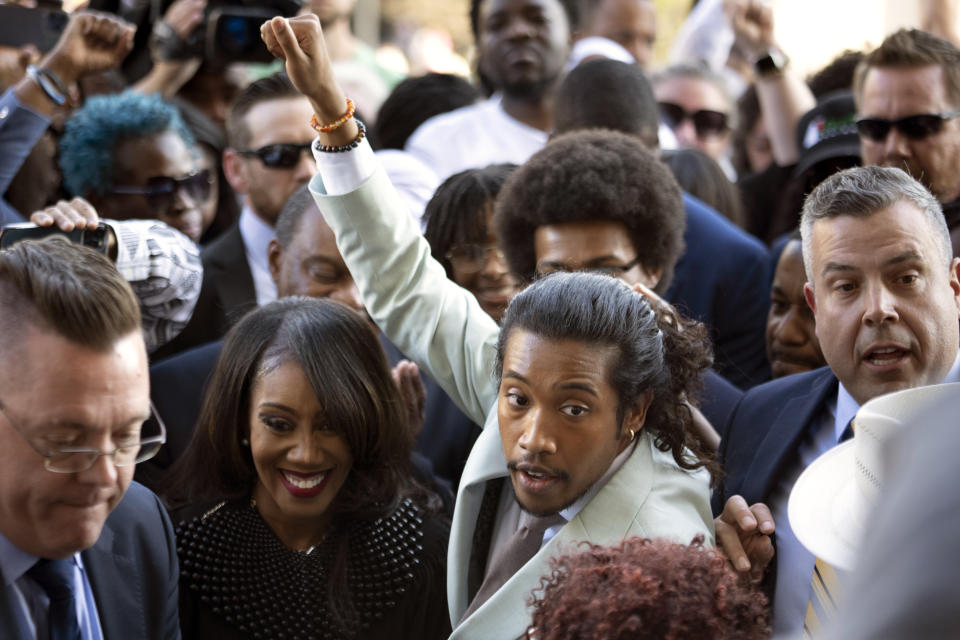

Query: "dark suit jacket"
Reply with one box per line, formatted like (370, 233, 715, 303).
(151, 224, 257, 360)
(0, 88, 50, 226)
(713, 366, 837, 510)
(712, 366, 837, 600)
(0, 482, 180, 640)
(667, 193, 772, 390)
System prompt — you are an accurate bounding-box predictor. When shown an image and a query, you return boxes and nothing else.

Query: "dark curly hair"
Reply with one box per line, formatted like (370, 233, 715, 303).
(494, 129, 685, 294)
(495, 272, 716, 476)
(527, 537, 770, 640)
(373, 73, 480, 150)
(422, 164, 517, 279)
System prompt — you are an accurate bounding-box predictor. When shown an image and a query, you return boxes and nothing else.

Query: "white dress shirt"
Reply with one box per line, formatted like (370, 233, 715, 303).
(238, 206, 277, 307)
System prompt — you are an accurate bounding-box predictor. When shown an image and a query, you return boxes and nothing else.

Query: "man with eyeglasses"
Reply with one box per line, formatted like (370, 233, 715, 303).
(855, 28, 960, 258)
(0, 237, 180, 639)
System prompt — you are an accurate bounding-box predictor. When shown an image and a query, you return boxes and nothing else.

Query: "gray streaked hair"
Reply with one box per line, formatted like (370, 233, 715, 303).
(800, 166, 952, 282)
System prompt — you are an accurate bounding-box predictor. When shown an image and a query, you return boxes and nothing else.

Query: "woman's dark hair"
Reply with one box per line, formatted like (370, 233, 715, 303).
(527, 537, 770, 639)
(165, 298, 427, 623)
(495, 272, 716, 476)
(373, 73, 479, 150)
(495, 130, 686, 294)
(422, 164, 517, 278)
(166, 297, 416, 512)
(661, 148, 746, 229)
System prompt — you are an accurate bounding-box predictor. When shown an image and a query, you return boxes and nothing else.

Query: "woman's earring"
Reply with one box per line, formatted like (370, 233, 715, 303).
(627, 429, 636, 442)
(241, 438, 250, 447)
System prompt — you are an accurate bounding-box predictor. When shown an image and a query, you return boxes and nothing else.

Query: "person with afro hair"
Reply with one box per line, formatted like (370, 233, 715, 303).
(59, 90, 208, 243)
(495, 129, 684, 295)
(526, 537, 770, 640)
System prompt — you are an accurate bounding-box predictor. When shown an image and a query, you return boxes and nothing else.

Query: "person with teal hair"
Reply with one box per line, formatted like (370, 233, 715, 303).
(59, 90, 211, 243)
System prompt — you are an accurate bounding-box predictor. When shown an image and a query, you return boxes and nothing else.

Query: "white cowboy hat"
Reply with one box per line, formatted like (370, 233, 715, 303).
(788, 382, 960, 570)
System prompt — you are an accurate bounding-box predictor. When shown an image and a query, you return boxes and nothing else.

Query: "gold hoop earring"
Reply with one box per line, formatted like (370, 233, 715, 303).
(627, 429, 636, 442)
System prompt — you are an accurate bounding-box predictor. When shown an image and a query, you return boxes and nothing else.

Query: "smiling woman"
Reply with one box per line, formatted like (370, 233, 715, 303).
(163, 297, 451, 639)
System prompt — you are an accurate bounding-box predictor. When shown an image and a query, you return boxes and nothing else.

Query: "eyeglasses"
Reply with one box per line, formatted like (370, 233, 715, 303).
(855, 110, 960, 142)
(237, 142, 313, 169)
(658, 102, 729, 138)
(110, 170, 213, 216)
(446, 244, 507, 274)
(0, 400, 167, 474)
(536, 257, 641, 279)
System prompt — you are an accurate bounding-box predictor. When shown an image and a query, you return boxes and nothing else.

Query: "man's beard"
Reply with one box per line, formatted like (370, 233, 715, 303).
(500, 75, 558, 102)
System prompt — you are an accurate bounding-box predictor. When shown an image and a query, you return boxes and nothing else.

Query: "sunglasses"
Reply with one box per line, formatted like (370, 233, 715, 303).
(658, 101, 729, 138)
(110, 170, 213, 215)
(238, 142, 313, 169)
(855, 110, 960, 142)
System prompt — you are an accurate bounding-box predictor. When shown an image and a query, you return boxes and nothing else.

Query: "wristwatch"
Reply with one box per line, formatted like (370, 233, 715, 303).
(754, 49, 789, 78)
(25, 64, 68, 106)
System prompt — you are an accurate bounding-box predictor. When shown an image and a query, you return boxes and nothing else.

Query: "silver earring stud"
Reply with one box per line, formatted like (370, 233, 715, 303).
(241, 438, 250, 447)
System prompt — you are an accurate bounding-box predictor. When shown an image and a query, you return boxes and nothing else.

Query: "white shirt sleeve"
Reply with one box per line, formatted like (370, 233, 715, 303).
(310, 137, 379, 196)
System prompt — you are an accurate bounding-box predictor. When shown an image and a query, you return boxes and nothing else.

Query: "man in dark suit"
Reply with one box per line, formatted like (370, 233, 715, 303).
(154, 73, 317, 357)
(714, 165, 960, 636)
(551, 58, 772, 389)
(0, 238, 179, 639)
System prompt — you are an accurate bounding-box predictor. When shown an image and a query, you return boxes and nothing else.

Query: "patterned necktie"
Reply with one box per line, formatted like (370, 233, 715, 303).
(27, 558, 83, 640)
(802, 557, 843, 638)
(461, 510, 565, 621)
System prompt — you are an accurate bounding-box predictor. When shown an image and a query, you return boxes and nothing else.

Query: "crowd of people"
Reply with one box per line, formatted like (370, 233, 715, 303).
(1, 0, 960, 638)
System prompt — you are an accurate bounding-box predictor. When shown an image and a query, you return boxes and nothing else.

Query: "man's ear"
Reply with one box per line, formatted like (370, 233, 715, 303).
(620, 391, 654, 449)
(804, 282, 817, 314)
(222, 148, 248, 195)
(267, 238, 283, 289)
(948, 257, 960, 315)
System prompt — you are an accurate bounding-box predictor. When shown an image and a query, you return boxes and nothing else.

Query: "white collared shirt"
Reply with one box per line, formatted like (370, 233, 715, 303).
(238, 206, 277, 307)
(769, 350, 960, 637)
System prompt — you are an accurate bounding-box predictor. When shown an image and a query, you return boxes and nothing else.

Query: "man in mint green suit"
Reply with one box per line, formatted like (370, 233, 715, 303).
(307, 144, 714, 638)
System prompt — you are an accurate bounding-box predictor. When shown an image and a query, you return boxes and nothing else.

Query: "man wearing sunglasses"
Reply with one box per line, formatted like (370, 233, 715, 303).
(60, 91, 208, 244)
(855, 28, 960, 257)
(653, 63, 735, 176)
(0, 238, 180, 638)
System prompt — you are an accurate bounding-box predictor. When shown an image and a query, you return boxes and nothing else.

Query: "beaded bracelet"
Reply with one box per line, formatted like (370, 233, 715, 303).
(314, 119, 367, 153)
(310, 97, 356, 133)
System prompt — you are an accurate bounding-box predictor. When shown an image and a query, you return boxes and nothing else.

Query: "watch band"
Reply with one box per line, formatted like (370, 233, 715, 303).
(754, 50, 789, 78)
(25, 64, 68, 106)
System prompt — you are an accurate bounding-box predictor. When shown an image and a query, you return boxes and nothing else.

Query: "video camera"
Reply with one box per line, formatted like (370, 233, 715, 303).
(149, 0, 303, 65)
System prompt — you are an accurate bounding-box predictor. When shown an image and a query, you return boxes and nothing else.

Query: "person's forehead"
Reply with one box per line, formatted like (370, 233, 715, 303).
(860, 64, 952, 113)
(534, 220, 636, 258)
(810, 202, 940, 268)
(591, 0, 655, 25)
(243, 97, 316, 149)
(113, 130, 195, 182)
(480, 0, 566, 23)
(503, 328, 619, 379)
(1, 330, 150, 429)
(655, 75, 729, 113)
(291, 208, 340, 259)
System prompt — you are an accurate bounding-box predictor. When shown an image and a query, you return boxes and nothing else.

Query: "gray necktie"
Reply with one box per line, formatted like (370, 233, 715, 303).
(461, 510, 565, 621)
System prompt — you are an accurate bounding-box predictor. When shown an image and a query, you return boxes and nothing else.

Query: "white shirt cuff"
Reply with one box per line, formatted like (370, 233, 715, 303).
(311, 136, 378, 196)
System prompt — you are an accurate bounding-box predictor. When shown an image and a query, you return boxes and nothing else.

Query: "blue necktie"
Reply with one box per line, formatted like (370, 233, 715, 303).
(27, 558, 82, 640)
(840, 417, 854, 442)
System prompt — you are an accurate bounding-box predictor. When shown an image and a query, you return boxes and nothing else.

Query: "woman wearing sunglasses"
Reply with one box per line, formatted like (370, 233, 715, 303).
(164, 297, 451, 640)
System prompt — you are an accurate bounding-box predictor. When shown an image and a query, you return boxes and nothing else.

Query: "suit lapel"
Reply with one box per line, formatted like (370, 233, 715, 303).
(740, 369, 837, 503)
(82, 522, 144, 640)
(204, 225, 257, 317)
(453, 435, 659, 639)
(0, 587, 29, 639)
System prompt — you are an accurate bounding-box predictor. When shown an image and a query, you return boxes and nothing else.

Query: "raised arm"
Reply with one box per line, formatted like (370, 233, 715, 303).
(259, 16, 500, 425)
